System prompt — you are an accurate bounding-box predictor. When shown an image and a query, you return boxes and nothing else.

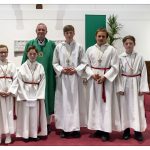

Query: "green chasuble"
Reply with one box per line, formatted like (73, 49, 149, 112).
(22, 38, 56, 116)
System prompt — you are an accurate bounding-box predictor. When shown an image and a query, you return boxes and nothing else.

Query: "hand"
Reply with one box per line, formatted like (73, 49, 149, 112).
(62, 67, 70, 74)
(100, 76, 106, 83)
(97, 76, 106, 84)
(92, 74, 101, 81)
(5, 92, 11, 97)
(0, 91, 7, 97)
(139, 92, 144, 96)
(62, 67, 77, 75)
(118, 91, 125, 95)
(68, 67, 77, 75)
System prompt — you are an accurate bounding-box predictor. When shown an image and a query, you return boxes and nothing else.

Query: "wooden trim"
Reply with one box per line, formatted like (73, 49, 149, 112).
(36, 4, 43, 9)
(145, 61, 150, 89)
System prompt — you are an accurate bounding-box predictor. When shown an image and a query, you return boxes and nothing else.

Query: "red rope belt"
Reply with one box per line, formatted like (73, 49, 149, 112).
(91, 66, 111, 102)
(121, 73, 141, 77)
(23, 81, 40, 85)
(0, 76, 13, 80)
(38, 100, 41, 133)
(13, 97, 17, 120)
(91, 66, 111, 71)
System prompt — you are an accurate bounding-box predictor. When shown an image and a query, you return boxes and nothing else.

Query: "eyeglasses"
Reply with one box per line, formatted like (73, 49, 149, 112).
(0, 51, 8, 54)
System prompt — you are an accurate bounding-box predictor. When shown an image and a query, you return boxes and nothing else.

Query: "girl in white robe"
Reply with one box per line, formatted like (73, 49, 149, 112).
(85, 28, 121, 141)
(9, 46, 47, 142)
(53, 25, 87, 138)
(0, 44, 17, 144)
(117, 35, 149, 141)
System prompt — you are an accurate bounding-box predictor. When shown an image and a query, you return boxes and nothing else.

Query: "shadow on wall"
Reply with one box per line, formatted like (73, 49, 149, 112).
(55, 5, 66, 30)
(12, 4, 24, 30)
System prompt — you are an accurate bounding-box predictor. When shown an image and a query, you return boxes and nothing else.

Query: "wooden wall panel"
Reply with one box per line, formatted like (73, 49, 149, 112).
(145, 61, 150, 89)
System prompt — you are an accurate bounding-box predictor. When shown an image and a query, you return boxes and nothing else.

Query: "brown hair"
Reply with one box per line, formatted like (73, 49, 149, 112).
(95, 28, 109, 38)
(122, 35, 136, 45)
(63, 25, 75, 34)
(0, 44, 8, 52)
(27, 45, 38, 53)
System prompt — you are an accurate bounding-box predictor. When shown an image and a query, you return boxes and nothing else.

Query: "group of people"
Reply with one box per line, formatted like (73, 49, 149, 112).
(0, 23, 149, 144)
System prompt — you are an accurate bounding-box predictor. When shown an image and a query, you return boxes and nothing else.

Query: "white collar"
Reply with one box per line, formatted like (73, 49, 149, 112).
(26, 59, 37, 67)
(62, 40, 75, 46)
(0, 59, 8, 65)
(37, 39, 45, 46)
(95, 43, 109, 48)
(121, 50, 137, 57)
(95, 43, 109, 52)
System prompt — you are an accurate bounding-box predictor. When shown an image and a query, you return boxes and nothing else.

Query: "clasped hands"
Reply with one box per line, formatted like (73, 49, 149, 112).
(92, 74, 106, 84)
(62, 67, 77, 75)
(0, 91, 11, 97)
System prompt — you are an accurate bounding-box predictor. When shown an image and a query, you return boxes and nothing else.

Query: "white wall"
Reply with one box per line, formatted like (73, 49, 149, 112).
(0, 4, 150, 67)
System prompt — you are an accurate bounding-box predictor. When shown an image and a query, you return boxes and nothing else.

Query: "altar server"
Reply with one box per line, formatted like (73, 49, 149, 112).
(0, 44, 17, 144)
(10, 46, 47, 142)
(118, 35, 149, 141)
(53, 25, 86, 138)
(85, 28, 121, 141)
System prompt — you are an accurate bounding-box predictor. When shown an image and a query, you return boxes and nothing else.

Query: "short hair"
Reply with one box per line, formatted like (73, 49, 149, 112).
(95, 28, 109, 38)
(27, 45, 38, 53)
(122, 35, 136, 45)
(63, 25, 75, 34)
(36, 23, 47, 31)
(0, 44, 8, 52)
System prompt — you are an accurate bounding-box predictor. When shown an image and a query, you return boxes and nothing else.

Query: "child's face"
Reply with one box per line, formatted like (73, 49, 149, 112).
(0, 47, 8, 62)
(27, 49, 38, 63)
(123, 39, 135, 54)
(96, 31, 107, 46)
(64, 30, 75, 43)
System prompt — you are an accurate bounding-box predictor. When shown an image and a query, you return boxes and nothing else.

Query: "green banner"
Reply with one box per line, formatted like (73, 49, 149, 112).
(85, 15, 106, 50)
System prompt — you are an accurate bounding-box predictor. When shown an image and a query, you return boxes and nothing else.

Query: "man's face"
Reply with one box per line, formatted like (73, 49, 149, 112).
(36, 24, 47, 40)
(0, 47, 8, 62)
(96, 31, 107, 46)
(123, 39, 135, 54)
(64, 30, 75, 43)
(27, 49, 38, 63)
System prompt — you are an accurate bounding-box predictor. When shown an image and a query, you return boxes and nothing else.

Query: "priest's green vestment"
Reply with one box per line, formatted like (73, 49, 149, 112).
(22, 38, 56, 116)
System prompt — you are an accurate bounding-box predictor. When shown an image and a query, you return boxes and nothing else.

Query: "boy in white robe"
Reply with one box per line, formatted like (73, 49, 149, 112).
(9, 46, 47, 142)
(0, 44, 17, 144)
(85, 28, 121, 141)
(117, 35, 149, 141)
(53, 25, 86, 138)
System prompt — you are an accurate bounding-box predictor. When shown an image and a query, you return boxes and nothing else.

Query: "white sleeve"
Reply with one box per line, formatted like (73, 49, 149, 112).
(36, 65, 46, 100)
(104, 48, 119, 82)
(52, 46, 63, 77)
(85, 49, 94, 80)
(139, 57, 149, 93)
(75, 46, 87, 76)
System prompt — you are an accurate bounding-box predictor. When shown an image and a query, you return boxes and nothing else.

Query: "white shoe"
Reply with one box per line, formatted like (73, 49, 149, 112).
(5, 136, 11, 144)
